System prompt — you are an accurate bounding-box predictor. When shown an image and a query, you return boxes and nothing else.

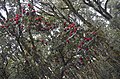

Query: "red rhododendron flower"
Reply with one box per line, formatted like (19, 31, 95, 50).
(68, 23, 75, 28)
(66, 39, 70, 43)
(64, 27, 70, 31)
(5, 25, 9, 28)
(14, 14, 20, 21)
(63, 22, 66, 26)
(80, 42, 84, 45)
(77, 45, 81, 49)
(73, 27, 77, 33)
(35, 17, 42, 21)
(22, 9, 26, 14)
(14, 18, 19, 21)
(78, 41, 84, 49)
(16, 21, 19, 24)
(28, 3, 31, 7)
(79, 57, 83, 61)
(20, 25, 24, 29)
(16, 14, 19, 18)
(85, 48, 89, 51)
(1, 25, 5, 28)
(84, 37, 92, 41)
(26, 12, 29, 16)
(69, 30, 73, 36)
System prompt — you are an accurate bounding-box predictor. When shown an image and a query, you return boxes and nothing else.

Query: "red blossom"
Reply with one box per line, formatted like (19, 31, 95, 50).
(16, 14, 19, 18)
(84, 37, 92, 41)
(28, 3, 31, 7)
(14, 16, 19, 20)
(85, 48, 89, 51)
(69, 30, 73, 36)
(63, 22, 66, 26)
(20, 25, 24, 29)
(14, 18, 19, 21)
(77, 41, 84, 49)
(5, 25, 9, 28)
(1, 25, 5, 28)
(15, 21, 19, 24)
(9, 18, 13, 22)
(80, 42, 84, 45)
(73, 27, 77, 33)
(64, 27, 70, 31)
(22, 9, 26, 14)
(44, 22, 51, 26)
(79, 57, 83, 61)
(26, 12, 29, 16)
(77, 45, 81, 49)
(45, 22, 48, 25)
(68, 23, 75, 28)
(20, 14, 22, 17)
(66, 39, 70, 43)
(35, 17, 39, 20)
(14, 14, 20, 22)
(35, 17, 42, 21)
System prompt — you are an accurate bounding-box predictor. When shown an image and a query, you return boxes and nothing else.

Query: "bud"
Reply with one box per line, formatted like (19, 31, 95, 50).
(28, 3, 31, 7)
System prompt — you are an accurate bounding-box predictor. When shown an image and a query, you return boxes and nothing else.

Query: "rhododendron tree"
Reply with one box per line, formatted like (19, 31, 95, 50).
(0, 0, 120, 79)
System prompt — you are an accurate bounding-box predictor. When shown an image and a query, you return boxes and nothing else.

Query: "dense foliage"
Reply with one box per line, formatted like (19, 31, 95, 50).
(0, 0, 120, 79)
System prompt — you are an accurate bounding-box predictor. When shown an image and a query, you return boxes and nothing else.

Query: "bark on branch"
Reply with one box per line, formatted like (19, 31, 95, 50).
(83, 0, 112, 20)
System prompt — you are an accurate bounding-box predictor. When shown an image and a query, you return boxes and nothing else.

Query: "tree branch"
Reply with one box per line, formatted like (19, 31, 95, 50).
(83, 0, 112, 20)
(0, 13, 5, 20)
(48, 0, 71, 23)
(3, 0, 8, 19)
(62, 0, 93, 27)
(105, 0, 109, 11)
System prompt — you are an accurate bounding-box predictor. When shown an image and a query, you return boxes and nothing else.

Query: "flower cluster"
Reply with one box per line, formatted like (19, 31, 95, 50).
(63, 21, 97, 65)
